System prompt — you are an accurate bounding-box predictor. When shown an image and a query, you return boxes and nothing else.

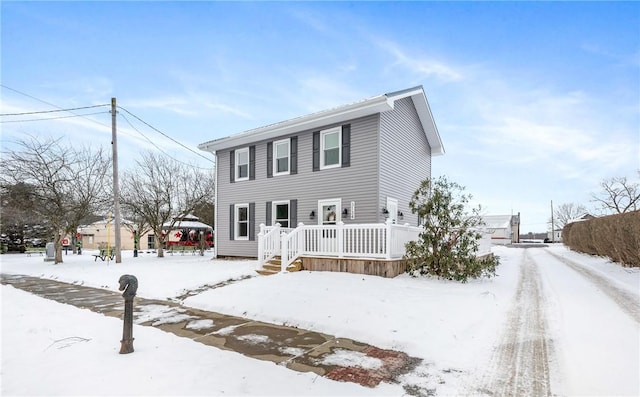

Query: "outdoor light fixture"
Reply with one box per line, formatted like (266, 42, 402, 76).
(342, 208, 348, 216)
(309, 210, 315, 220)
(382, 208, 389, 214)
(398, 211, 404, 220)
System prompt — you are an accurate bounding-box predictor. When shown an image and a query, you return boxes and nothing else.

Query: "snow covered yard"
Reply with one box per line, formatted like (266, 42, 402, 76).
(1, 245, 639, 395)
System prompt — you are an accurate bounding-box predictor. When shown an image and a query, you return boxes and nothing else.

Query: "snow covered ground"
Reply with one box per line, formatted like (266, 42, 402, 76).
(1, 245, 638, 395)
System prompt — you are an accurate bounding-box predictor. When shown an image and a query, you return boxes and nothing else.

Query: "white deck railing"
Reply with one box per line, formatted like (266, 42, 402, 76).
(257, 224, 295, 265)
(259, 220, 423, 271)
(258, 221, 493, 272)
(476, 228, 492, 257)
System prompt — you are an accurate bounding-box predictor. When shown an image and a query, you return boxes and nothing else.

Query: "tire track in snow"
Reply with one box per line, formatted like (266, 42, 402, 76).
(480, 249, 552, 396)
(544, 248, 640, 324)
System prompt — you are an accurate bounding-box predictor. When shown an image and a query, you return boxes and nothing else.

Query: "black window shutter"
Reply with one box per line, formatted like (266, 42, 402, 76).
(229, 204, 235, 240)
(229, 150, 235, 183)
(342, 125, 351, 167)
(290, 199, 297, 227)
(249, 146, 256, 180)
(266, 201, 272, 225)
(249, 202, 255, 241)
(266, 142, 273, 178)
(290, 137, 298, 175)
(312, 132, 320, 171)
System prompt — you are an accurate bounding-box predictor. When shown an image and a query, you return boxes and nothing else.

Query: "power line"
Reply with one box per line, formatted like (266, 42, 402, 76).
(0, 104, 109, 117)
(0, 111, 109, 123)
(117, 105, 215, 165)
(1, 84, 111, 128)
(118, 112, 214, 170)
(2, 84, 215, 166)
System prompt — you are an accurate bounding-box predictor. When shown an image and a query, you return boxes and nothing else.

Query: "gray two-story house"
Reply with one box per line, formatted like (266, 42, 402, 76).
(198, 86, 444, 261)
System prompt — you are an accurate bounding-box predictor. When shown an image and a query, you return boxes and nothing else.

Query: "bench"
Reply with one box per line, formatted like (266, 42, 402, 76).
(26, 250, 46, 257)
(169, 245, 198, 256)
(93, 248, 115, 261)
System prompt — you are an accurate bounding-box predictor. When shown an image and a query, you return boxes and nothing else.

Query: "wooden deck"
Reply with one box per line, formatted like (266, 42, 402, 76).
(300, 256, 407, 278)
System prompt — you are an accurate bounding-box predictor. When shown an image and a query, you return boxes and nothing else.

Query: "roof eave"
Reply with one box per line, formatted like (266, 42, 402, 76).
(198, 86, 445, 157)
(198, 95, 392, 153)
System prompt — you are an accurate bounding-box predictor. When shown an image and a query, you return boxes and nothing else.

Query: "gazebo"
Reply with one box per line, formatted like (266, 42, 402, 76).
(163, 214, 213, 247)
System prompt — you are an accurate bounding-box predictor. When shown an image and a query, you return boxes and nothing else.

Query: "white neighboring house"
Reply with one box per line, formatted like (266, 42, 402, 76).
(548, 229, 564, 243)
(549, 213, 595, 242)
(482, 214, 520, 245)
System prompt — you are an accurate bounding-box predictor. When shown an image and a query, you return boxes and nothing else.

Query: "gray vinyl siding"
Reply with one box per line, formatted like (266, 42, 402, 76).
(216, 114, 381, 257)
(379, 97, 432, 226)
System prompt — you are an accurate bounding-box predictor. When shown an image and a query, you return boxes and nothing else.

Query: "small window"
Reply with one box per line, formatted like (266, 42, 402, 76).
(273, 201, 290, 228)
(274, 139, 290, 175)
(235, 148, 249, 181)
(147, 234, 155, 249)
(321, 127, 341, 169)
(235, 204, 249, 240)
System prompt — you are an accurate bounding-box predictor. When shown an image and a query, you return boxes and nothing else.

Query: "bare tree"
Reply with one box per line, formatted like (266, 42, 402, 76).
(0, 136, 112, 263)
(552, 202, 588, 228)
(120, 152, 215, 258)
(591, 176, 640, 214)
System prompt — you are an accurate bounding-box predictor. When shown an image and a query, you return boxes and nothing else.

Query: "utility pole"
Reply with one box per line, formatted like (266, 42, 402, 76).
(111, 98, 122, 263)
(550, 200, 555, 243)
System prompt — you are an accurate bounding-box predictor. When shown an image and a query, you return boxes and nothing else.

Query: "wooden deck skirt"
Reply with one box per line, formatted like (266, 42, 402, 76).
(300, 256, 407, 278)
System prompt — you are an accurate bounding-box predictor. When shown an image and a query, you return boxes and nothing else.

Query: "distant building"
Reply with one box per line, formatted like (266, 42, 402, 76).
(548, 229, 563, 243)
(567, 213, 596, 224)
(77, 219, 150, 250)
(549, 213, 596, 243)
(77, 214, 213, 251)
(482, 214, 520, 245)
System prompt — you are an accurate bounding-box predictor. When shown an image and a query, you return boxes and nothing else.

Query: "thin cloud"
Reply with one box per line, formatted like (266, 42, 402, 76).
(203, 102, 253, 119)
(376, 39, 463, 82)
(126, 96, 198, 116)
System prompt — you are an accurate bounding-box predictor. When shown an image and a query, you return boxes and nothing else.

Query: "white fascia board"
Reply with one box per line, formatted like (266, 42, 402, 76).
(384, 86, 444, 156)
(199, 95, 392, 153)
(410, 92, 445, 156)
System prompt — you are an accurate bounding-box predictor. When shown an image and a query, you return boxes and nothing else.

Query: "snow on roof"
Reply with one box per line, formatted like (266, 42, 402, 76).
(481, 215, 513, 229)
(163, 220, 213, 230)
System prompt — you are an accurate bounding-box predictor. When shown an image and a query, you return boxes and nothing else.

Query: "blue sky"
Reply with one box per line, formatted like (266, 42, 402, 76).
(2, 1, 638, 233)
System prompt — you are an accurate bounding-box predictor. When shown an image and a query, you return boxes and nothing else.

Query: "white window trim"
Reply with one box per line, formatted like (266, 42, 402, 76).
(320, 127, 341, 170)
(235, 147, 249, 181)
(273, 138, 290, 176)
(272, 200, 290, 227)
(235, 203, 249, 240)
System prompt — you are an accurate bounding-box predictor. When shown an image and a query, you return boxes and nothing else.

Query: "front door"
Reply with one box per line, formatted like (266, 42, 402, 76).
(317, 198, 341, 253)
(387, 197, 398, 224)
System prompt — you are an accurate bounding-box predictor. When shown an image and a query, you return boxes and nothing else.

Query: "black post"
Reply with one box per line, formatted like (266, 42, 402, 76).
(118, 274, 138, 354)
(133, 230, 139, 258)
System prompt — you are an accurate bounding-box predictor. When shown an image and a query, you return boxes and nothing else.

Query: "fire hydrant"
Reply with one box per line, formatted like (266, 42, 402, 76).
(118, 274, 138, 354)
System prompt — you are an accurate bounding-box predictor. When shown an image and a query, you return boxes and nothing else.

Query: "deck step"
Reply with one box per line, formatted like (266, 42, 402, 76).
(256, 268, 279, 276)
(256, 259, 303, 275)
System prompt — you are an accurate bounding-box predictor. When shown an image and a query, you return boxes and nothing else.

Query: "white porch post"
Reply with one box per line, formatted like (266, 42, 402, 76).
(257, 223, 265, 265)
(281, 231, 289, 273)
(297, 222, 305, 256)
(337, 221, 344, 258)
(385, 218, 393, 259)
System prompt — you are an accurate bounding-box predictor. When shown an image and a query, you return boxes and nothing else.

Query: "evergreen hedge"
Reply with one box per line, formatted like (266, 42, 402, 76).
(562, 210, 640, 267)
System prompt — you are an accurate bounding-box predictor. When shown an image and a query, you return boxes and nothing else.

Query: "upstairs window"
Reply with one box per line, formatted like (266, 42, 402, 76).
(267, 137, 297, 178)
(235, 148, 249, 181)
(274, 139, 290, 175)
(321, 127, 341, 169)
